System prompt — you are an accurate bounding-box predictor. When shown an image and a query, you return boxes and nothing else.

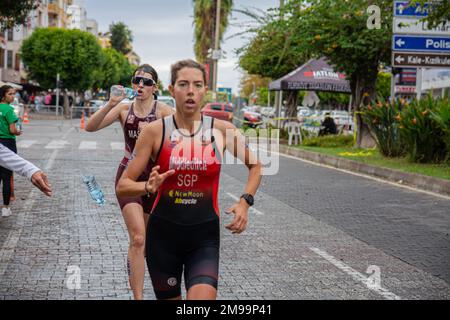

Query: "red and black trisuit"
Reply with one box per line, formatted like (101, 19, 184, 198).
(147, 115, 222, 299)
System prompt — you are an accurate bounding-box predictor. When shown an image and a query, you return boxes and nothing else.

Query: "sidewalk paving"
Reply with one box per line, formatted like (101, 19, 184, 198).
(0, 121, 449, 300)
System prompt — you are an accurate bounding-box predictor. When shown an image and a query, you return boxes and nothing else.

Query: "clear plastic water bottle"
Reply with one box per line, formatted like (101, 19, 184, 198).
(82, 175, 105, 206)
(110, 85, 137, 100)
(15, 119, 22, 132)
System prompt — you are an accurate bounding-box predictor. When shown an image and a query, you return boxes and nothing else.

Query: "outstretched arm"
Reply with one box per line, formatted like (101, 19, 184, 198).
(222, 122, 262, 234)
(116, 122, 174, 197)
(0, 144, 52, 196)
(85, 89, 127, 132)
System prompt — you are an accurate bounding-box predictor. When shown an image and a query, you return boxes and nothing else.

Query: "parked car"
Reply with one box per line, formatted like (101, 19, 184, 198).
(297, 106, 312, 117)
(72, 99, 105, 118)
(201, 102, 233, 122)
(243, 109, 262, 128)
(89, 100, 105, 112)
(331, 110, 353, 129)
(260, 107, 275, 118)
(242, 105, 262, 114)
(157, 95, 176, 109)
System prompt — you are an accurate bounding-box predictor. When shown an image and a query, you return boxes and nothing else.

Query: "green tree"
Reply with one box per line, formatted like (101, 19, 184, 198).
(193, 0, 234, 63)
(239, 74, 274, 106)
(109, 22, 133, 55)
(316, 92, 350, 109)
(237, 5, 311, 119)
(375, 72, 392, 100)
(0, 0, 38, 31)
(93, 48, 133, 91)
(21, 28, 102, 116)
(293, 0, 393, 147)
(238, 0, 394, 146)
(417, 0, 450, 27)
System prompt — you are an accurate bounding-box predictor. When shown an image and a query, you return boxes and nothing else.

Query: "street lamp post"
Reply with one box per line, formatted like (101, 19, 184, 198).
(211, 0, 221, 100)
(56, 73, 60, 116)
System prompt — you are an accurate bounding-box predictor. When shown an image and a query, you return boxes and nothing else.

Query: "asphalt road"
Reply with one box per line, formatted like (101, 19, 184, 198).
(0, 120, 448, 300)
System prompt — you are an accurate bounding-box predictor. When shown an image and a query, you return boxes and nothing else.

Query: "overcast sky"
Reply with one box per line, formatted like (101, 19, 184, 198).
(85, 0, 278, 94)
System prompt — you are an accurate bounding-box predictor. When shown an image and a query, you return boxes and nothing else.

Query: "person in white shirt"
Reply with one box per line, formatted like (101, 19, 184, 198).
(0, 144, 52, 203)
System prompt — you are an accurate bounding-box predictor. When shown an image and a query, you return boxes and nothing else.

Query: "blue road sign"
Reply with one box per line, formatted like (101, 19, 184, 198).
(218, 87, 232, 102)
(394, 1, 430, 17)
(393, 35, 450, 53)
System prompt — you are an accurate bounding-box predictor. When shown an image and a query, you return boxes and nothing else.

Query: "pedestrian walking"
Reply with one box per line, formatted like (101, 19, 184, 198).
(0, 85, 22, 217)
(44, 90, 52, 105)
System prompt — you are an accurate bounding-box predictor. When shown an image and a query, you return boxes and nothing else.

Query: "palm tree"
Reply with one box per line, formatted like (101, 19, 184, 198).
(193, 0, 233, 64)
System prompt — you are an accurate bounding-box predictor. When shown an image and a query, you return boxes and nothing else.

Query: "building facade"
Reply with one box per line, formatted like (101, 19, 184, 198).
(0, 0, 53, 85)
(67, 0, 87, 31)
(0, 0, 100, 87)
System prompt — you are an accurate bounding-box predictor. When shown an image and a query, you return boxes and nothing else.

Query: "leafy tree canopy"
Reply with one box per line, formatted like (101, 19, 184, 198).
(21, 28, 103, 91)
(0, 0, 38, 31)
(109, 22, 133, 55)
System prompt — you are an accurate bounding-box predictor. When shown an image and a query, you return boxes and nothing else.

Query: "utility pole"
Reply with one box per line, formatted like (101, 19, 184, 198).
(56, 73, 60, 116)
(416, 67, 423, 100)
(212, 0, 221, 99)
(276, 0, 285, 127)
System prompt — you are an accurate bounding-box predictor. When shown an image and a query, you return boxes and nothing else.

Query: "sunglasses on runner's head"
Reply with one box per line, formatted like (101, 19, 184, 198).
(131, 76, 156, 86)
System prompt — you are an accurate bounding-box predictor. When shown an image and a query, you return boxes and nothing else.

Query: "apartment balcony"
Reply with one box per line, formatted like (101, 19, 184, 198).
(0, 68, 21, 83)
(48, 3, 64, 16)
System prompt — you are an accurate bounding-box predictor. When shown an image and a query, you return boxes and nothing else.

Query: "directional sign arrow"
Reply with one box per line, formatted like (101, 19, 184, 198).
(394, 17, 450, 35)
(395, 55, 405, 64)
(396, 38, 406, 47)
(394, 1, 430, 17)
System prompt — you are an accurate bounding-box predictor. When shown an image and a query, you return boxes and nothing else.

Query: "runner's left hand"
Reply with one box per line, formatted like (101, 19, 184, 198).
(225, 202, 249, 234)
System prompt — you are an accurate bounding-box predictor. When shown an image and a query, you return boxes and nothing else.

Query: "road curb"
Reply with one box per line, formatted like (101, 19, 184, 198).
(278, 144, 450, 196)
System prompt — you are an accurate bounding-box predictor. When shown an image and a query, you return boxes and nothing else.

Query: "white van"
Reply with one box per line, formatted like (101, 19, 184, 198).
(157, 95, 176, 109)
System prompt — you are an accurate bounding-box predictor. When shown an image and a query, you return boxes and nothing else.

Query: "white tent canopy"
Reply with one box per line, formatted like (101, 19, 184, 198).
(0, 81, 23, 90)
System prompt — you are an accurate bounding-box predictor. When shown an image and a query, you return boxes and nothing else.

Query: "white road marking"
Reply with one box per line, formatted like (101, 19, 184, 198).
(111, 142, 124, 150)
(310, 247, 401, 300)
(44, 150, 58, 171)
(79, 141, 97, 150)
(16, 140, 37, 148)
(45, 140, 69, 149)
(226, 193, 264, 215)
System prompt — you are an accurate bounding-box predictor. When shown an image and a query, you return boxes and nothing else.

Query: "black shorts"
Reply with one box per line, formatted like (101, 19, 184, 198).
(146, 214, 220, 300)
(0, 138, 17, 153)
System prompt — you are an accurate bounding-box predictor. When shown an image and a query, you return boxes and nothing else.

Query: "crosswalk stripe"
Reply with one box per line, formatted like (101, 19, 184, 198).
(45, 140, 69, 149)
(79, 141, 97, 150)
(111, 142, 124, 150)
(17, 140, 37, 148)
(20, 140, 124, 151)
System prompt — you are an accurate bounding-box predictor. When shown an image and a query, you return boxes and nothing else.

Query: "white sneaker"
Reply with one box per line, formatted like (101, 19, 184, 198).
(2, 207, 11, 217)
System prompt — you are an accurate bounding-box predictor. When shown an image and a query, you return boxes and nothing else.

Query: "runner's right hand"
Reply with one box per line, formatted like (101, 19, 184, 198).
(108, 85, 126, 106)
(145, 166, 175, 194)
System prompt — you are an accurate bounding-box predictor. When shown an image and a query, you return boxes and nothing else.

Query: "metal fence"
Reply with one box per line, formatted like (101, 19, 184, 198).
(26, 104, 97, 120)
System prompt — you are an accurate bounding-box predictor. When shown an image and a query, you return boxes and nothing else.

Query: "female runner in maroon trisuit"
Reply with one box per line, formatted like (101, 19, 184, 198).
(117, 59, 262, 300)
(86, 64, 173, 300)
